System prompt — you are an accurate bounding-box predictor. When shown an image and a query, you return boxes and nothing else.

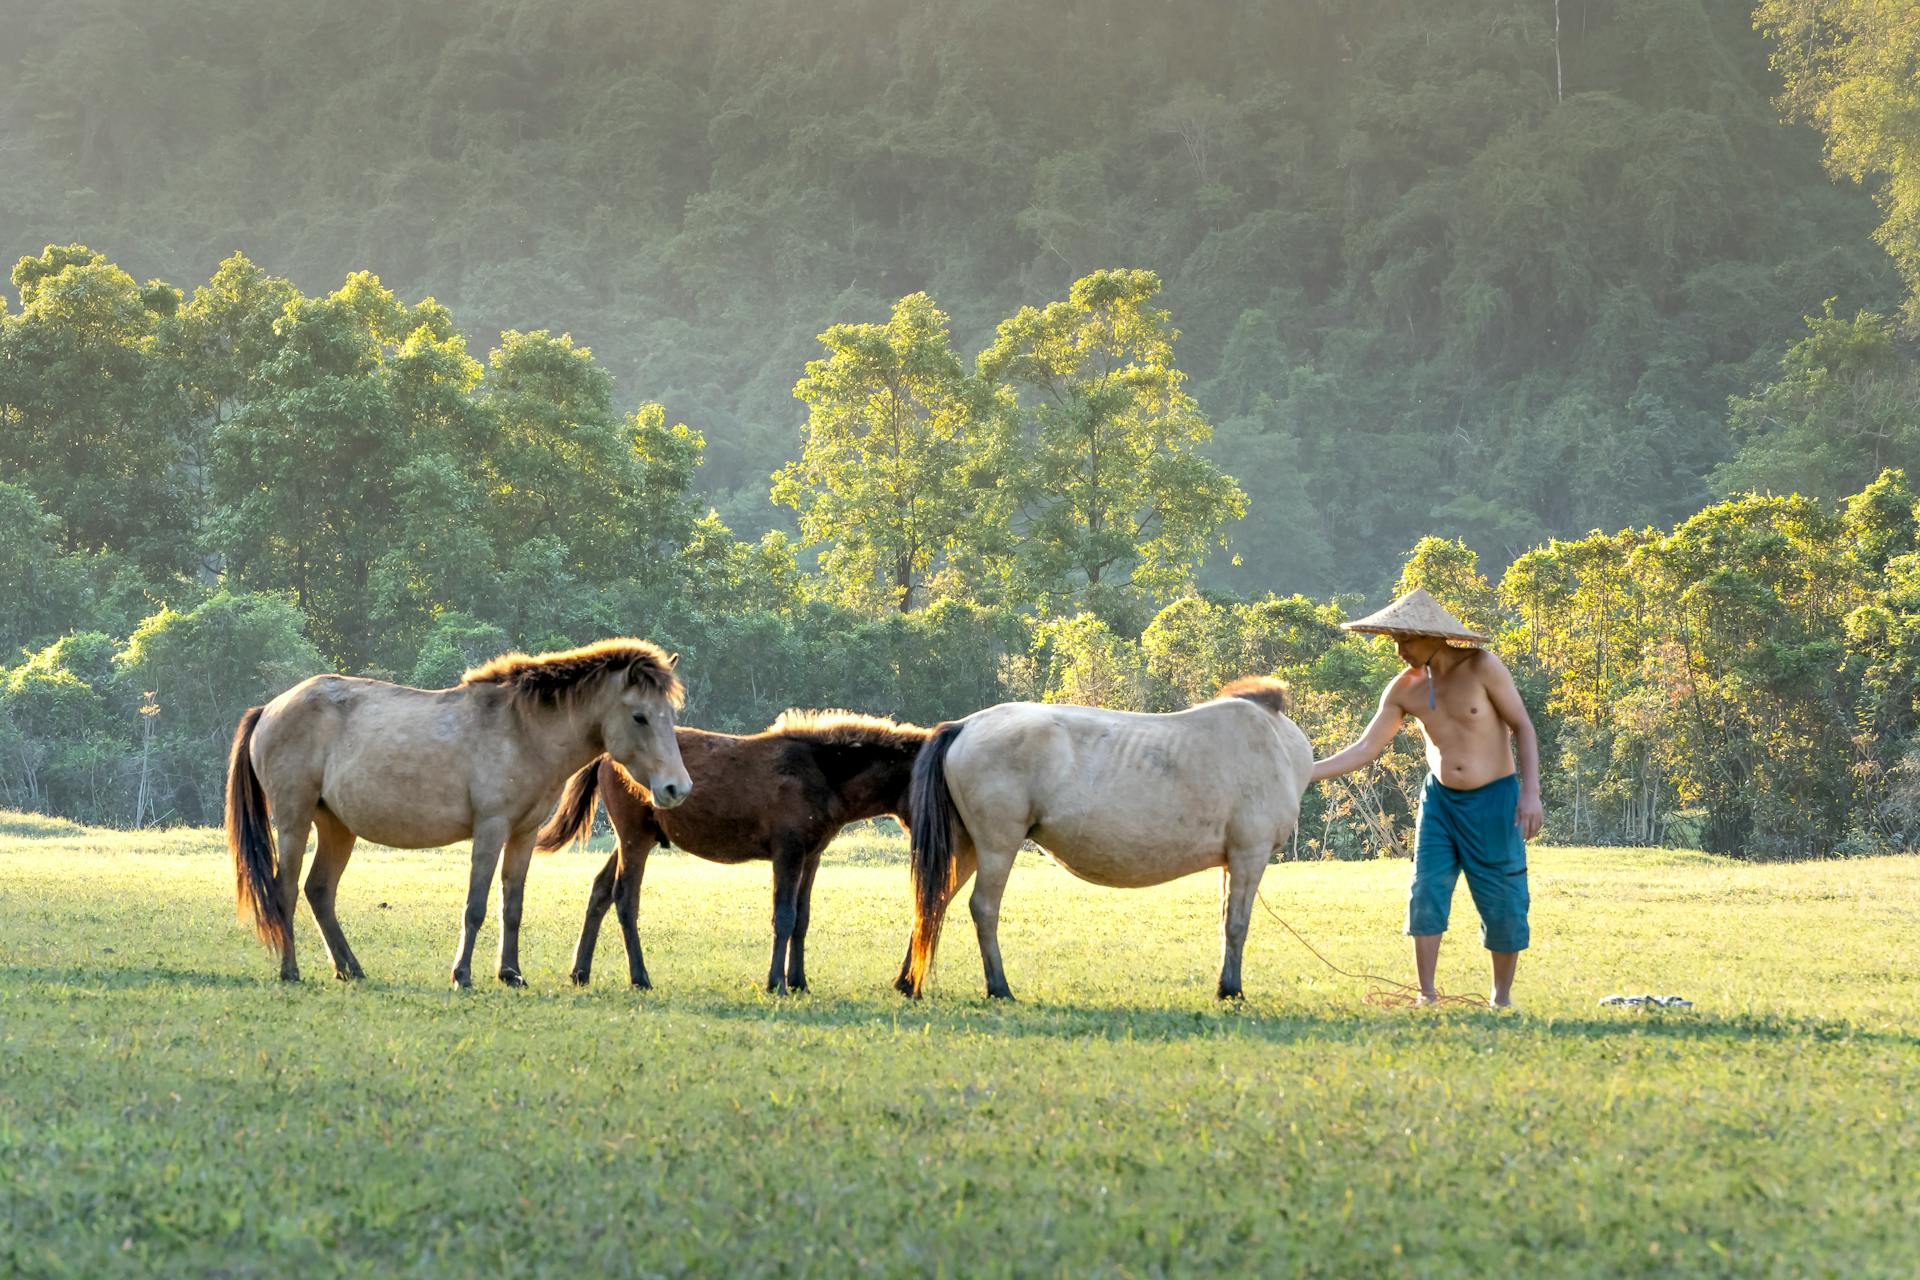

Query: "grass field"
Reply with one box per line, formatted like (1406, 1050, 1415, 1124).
(2, 813, 1915, 1278)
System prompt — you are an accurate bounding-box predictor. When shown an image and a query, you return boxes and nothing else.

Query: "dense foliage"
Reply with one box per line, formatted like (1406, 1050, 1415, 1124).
(3, 4, 1916, 855)
(3, 235, 1917, 853)
(0, 0, 1903, 596)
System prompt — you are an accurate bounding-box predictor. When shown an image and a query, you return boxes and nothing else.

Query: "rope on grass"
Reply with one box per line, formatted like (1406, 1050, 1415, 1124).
(1256, 889, 1485, 1009)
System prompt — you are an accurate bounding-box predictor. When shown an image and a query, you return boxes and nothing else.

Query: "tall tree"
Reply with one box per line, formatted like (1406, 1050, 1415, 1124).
(1760, 0, 1920, 324)
(774, 293, 1003, 613)
(979, 269, 1245, 610)
(1715, 302, 1920, 502)
(0, 245, 195, 573)
(210, 275, 478, 666)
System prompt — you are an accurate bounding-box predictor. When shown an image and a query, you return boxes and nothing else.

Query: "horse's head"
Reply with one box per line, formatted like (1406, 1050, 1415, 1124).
(600, 656, 692, 809)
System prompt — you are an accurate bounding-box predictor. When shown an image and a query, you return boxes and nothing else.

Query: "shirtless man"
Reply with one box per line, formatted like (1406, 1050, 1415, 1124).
(1310, 588, 1543, 1007)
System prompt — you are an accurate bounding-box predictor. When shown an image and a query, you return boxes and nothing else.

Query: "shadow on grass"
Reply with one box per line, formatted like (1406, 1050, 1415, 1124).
(0, 813, 91, 839)
(2, 963, 273, 992)
(580, 987, 1920, 1050)
(10, 960, 1913, 1052)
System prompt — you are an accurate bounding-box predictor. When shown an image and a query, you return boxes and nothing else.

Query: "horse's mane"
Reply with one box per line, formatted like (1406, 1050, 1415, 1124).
(767, 708, 929, 751)
(462, 638, 685, 708)
(1217, 675, 1292, 716)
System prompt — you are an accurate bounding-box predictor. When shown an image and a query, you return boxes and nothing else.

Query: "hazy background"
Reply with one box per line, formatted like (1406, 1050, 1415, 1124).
(2, 0, 1896, 594)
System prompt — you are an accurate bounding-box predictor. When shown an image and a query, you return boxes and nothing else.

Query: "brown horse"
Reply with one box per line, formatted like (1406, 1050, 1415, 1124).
(534, 710, 927, 993)
(225, 639, 692, 986)
(902, 678, 1314, 1001)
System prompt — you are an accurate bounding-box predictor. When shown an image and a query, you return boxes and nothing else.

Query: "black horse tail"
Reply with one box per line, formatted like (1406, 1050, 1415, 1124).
(535, 758, 603, 853)
(906, 720, 967, 998)
(225, 706, 289, 958)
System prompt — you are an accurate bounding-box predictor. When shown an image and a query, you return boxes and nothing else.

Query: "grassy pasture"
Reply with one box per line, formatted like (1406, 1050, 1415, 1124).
(1, 815, 1915, 1277)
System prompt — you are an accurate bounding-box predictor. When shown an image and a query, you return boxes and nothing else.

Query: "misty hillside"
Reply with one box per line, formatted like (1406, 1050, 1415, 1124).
(0, 0, 1894, 591)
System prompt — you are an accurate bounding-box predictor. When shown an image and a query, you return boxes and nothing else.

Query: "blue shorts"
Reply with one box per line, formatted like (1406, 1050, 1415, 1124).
(1407, 773, 1530, 952)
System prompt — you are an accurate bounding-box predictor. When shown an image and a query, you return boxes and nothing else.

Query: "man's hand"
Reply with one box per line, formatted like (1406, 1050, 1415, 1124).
(1517, 790, 1544, 840)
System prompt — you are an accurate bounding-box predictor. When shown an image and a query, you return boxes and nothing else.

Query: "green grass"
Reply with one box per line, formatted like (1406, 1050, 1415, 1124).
(1, 816, 1915, 1278)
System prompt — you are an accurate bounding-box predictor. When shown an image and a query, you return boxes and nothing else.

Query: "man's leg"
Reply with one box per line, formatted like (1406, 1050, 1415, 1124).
(1407, 777, 1458, 1005)
(1457, 777, 1529, 1009)
(1489, 950, 1518, 1008)
(1413, 933, 1443, 1004)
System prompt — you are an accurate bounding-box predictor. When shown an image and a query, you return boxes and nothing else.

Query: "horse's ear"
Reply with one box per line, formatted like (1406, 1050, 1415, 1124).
(667, 652, 681, 669)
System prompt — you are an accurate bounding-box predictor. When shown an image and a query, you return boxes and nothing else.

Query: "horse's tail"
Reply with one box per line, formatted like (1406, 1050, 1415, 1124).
(535, 759, 603, 853)
(906, 720, 967, 997)
(225, 706, 289, 958)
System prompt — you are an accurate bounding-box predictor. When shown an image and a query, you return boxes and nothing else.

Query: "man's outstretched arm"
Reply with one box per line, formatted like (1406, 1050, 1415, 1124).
(1483, 653, 1544, 838)
(1311, 681, 1407, 782)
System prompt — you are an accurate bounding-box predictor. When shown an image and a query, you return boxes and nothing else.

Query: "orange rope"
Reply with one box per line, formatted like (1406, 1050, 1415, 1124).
(1256, 890, 1486, 1009)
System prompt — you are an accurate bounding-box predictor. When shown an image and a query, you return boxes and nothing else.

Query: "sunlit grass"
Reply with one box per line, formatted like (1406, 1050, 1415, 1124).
(2, 815, 1915, 1277)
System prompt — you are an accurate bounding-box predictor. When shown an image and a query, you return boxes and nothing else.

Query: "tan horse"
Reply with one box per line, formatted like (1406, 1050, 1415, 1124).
(224, 639, 692, 986)
(902, 677, 1313, 1001)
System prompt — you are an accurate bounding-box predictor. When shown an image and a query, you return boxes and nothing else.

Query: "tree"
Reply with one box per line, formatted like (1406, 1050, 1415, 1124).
(1393, 537, 1500, 638)
(210, 277, 457, 667)
(1025, 612, 1166, 711)
(409, 612, 510, 689)
(0, 245, 195, 574)
(1841, 469, 1920, 844)
(477, 330, 706, 600)
(1715, 303, 1920, 502)
(0, 481, 92, 658)
(116, 591, 325, 823)
(1630, 493, 1859, 855)
(980, 269, 1246, 610)
(0, 633, 128, 821)
(774, 293, 1004, 613)
(1500, 529, 1666, 844)
(1760, 0, 1920, 324)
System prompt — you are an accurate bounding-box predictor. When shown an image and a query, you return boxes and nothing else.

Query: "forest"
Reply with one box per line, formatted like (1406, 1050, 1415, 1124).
(2, 0, 1916, 855)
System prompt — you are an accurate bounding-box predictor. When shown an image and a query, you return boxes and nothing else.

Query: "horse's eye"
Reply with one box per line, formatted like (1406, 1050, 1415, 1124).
(632, 713, 650, 727)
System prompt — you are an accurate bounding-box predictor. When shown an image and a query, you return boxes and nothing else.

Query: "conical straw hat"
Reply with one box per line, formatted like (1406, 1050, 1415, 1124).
(1341, 587, 1488, 644)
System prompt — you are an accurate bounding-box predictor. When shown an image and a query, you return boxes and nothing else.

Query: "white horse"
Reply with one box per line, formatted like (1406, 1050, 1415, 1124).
(900, 678, 1314, 1000)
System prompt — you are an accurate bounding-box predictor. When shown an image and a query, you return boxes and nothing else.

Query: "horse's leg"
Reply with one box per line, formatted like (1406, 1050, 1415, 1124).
(1217, 846, 1268, 1000)
(784, 847, 824, 993)
(969, 841, 1018, 1000)
(304, 808, 364, 980)
(568, 851, 620, 986)
(610, 840, 654, 989)
(495, 830, 537, 987)
(766, 841, 807, 994)
(271, 805, 315, 983)
(893, 843, 976, 994)
(451, 819, 508, 988)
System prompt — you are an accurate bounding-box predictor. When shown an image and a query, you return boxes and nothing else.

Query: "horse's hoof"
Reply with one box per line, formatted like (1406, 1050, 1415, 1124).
(786, 978, 809, 994)
(451, 972, 472, 989)
(1217, 987, 1244, 1002)
(986, 987, 1016, 1001)
(893, 975, 914, 996)
(569, 970, 591, 987)
(279, 971, 301, 984)
(630, 976, 652, 991)
(334, 969, 363, 982)
(499, 971, 528, 988)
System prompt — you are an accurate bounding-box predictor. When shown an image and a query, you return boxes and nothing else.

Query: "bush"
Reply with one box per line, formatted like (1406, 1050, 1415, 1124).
(116, 592, 325, 823)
